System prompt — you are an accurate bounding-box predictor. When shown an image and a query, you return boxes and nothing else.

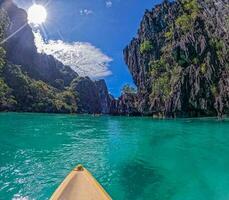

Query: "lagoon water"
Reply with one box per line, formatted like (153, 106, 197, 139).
(0, 113, 229, 200)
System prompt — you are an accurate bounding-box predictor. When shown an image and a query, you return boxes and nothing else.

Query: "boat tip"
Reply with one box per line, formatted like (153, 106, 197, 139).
(75, 164, 84, 171)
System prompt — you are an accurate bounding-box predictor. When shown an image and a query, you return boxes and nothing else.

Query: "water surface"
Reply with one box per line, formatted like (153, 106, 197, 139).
(0, 113, 229, 200)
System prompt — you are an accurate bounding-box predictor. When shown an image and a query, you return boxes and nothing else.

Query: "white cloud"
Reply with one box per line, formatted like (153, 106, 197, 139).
(106, 1, 112, 8)
(80, 9, 93, 16)
(34, 31, 112, 78)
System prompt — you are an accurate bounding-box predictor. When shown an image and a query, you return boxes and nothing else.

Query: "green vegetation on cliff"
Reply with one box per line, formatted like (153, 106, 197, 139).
(2, 63, 78, 113)
(0, 8, 78, 113)
(122, 84, 137, 95)
(175, 0, 199, 33)
(149, 0, 203, 101)
(140, 40, 153, 54)
(0, 8, 14, 111)
(124, 0, 229, 117)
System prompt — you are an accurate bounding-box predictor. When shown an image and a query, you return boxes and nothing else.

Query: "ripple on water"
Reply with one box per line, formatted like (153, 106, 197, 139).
(1, 114, 229, 199)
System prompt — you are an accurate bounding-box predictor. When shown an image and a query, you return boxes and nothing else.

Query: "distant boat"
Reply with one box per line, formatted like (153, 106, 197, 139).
(50, 165, 112, 200)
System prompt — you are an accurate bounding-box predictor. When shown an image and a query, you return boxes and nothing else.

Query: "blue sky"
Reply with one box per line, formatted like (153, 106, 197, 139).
(14, 0, 162, 96)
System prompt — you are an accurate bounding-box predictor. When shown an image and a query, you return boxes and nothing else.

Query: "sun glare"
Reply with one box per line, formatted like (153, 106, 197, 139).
(27, 4, 47, 25)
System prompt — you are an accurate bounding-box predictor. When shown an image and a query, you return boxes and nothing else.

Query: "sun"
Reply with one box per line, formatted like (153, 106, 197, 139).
(27, 4, 47, 25)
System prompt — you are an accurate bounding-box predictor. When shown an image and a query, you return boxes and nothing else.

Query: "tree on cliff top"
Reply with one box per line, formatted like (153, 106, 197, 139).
(122, 84, 137, 95)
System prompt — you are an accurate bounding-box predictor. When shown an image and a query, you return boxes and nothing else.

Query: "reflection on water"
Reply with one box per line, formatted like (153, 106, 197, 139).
(0, 113, 229, 200)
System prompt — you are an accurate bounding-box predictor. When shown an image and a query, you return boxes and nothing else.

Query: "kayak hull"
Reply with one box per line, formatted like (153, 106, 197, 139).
(50, 165, 112, 200)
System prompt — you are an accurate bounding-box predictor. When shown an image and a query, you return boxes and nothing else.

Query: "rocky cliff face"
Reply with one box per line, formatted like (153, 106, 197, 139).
(73, 79, 112, 114)
(123, 0, 229, 117)
(70, 78, 113, 114)
(95, 80, 113, 114)
(110, 92, 140, 116)
(0, 0, 111, 114)
(2, 0, 77, 88)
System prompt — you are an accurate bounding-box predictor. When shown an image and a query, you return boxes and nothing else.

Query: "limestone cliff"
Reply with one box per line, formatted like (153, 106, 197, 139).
(0, 0, 111, 114)
(123, 0, 229, 117)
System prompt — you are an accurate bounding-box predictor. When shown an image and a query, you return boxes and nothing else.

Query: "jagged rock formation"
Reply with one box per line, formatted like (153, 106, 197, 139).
(0, 0, 111, 114)
(110, 92, 140, 116)
(1, 0, 228, 117)
(71, 77, 113, 114)
(123, 0, 229, 117)
(95, 80, 113, 114)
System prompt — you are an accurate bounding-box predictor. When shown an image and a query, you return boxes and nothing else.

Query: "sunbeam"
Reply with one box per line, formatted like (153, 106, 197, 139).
(0, 23, 27, 45)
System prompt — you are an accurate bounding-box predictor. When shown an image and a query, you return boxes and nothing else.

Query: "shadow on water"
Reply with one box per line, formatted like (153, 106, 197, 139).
(119, 160, 162, 200)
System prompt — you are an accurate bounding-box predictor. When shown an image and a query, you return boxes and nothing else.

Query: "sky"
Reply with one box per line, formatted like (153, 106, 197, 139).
(14, 0, 162, 97)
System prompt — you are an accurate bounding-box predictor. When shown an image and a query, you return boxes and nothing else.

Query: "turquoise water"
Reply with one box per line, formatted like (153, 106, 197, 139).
(0, 113, 229, 200)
